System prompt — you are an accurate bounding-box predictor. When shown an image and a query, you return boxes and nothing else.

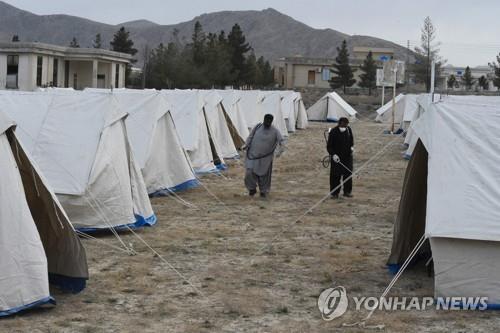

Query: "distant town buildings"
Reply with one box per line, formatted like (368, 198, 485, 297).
(0, 42, 132, 91)
(274, 47, 395, 89)
(440, 64, 496, 91)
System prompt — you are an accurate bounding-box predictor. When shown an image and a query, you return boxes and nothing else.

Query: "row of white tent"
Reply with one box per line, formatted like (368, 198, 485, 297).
(0, 88, 308, 316)
(375, 93, 439, 159)
(388, 94, 500, 305)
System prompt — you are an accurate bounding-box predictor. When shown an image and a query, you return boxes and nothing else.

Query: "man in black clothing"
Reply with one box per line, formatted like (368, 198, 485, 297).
(327, 117, 354, 199)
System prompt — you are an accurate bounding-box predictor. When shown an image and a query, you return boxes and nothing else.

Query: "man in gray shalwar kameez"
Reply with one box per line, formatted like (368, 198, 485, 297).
(244, 114, 285, 198)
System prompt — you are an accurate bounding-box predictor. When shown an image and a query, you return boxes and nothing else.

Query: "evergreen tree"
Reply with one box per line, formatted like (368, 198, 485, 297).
(69, 37, 80, 48)
(447, 74, 456, 89)
(110, 27, 138, 84)
(256, 56, 275, 87)
(358, 51, 377, 95)
(110, 27, 138, 59)
(191, 21, 206, 66)
(329, 40, 356, 93)
(413, 17, 446, 92)
(462, 66, 474, 90)
(478, 75, 489, 91)
(489, 53, 500, 90)
(228, 24, 251, 86)
(243, 53, 258, 87)
(93, 33, 102, 48)
(203, 32, 234, 88)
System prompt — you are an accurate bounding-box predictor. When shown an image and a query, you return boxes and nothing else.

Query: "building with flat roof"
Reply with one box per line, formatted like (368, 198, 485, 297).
(274, 47, 395, 90)
(0, 42, 132, 91)
(440, 65, 496, 91)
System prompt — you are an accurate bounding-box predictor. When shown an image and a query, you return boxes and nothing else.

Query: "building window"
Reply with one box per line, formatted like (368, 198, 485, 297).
(64, 60, 70, 88)
(6, 55, 19, 89)
(53, 59, 58, 87)
(36, 56, 43, 87)
(322, 68, 331, 81)
(308, 70, 316, 85)
(115, 64, 120, 88)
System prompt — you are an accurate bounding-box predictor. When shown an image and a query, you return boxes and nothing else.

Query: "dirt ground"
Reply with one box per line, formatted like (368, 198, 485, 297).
(3, 112, 500, 332)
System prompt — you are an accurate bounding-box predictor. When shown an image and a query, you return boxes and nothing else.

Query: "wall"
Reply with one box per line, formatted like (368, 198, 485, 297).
(0, 55, 6, 88)
(18, 54, 36, 91)
(118, 63, 126, 88)
(97, 62, 111, 88)
(68, 61, 93, 90)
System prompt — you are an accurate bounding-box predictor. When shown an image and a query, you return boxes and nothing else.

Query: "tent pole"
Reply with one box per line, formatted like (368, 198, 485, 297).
(381, 85, 385, 108)
(391, 69, 397, 133)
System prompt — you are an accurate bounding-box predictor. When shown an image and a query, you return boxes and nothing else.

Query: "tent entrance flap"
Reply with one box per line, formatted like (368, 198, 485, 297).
(8, 131, 89, 291)
(388, 140, 431, 269)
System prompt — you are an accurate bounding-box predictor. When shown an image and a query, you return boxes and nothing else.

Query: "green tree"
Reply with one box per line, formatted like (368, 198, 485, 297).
(243, 53, 258, 87)
(228, 23, 251, 86)
(358, 51, 377, 95)
(329, 40, 356, 93)
(478, 75, 489, 91)
(462, 66, 474, 90)
(110, 27, 138, 84)
(191, 21, 206, 66)
(447, 74, 456, 89)
(256, 56, 275, 87)
(412, 17, 445, 92)
(489, 53, 500, 90)
(93, 33, 102, 48)
(203, 32, 234, 88)
(69, 37, 80, 48)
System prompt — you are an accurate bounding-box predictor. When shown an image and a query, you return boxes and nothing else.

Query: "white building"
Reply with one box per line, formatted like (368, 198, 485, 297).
(441, 64, 496, 91)
(0, 42, 132, 91)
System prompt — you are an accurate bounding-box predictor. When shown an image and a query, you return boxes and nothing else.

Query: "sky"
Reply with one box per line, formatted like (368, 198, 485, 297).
(5, 0, 500, 66)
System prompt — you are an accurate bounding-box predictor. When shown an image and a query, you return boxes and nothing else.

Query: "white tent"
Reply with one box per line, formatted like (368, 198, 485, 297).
(0, 111, 88, 316)
(109, 89, 198, 194)
(239, 90, 266, 131)
(306, 92, 357, 122)
(294, 92, 309, 130)
(200, 90, 240, 159)
(217, 89, 250, 141)
(0, 91, 155, 232)
(261, 91, 288, 137)
(375, 94, 418, 127)
(276, 91, 297, 133)
(162, 90, 225, 173)
(403, 94, 440, 159)
(389, 96, 500, 305)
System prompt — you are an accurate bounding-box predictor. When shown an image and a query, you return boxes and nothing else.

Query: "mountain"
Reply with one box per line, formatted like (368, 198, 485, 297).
(0, 1, 413, 65)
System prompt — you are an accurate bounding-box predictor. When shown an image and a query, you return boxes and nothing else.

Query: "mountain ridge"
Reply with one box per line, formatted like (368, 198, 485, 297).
(0, 1, 413, 65)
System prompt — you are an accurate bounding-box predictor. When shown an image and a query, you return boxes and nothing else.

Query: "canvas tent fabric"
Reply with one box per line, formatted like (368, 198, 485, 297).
(278, 91, 297, 133)
(306, 92, 357, 122)
(294, 92, 309, 130)
(217, 89, 250, 142)
(261, 92, 288, 137)
(239, 90, 266, 130)
(0, 91, 155, 231)
(403, 94, 441, 159)
(375, 94, 418, 127)
(201, 90, 240, 159)
(94, 89, 198, 195)
(0, 114, 88, 317)
(162, 90, 224, 173)
(388, 96, 500, 304)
